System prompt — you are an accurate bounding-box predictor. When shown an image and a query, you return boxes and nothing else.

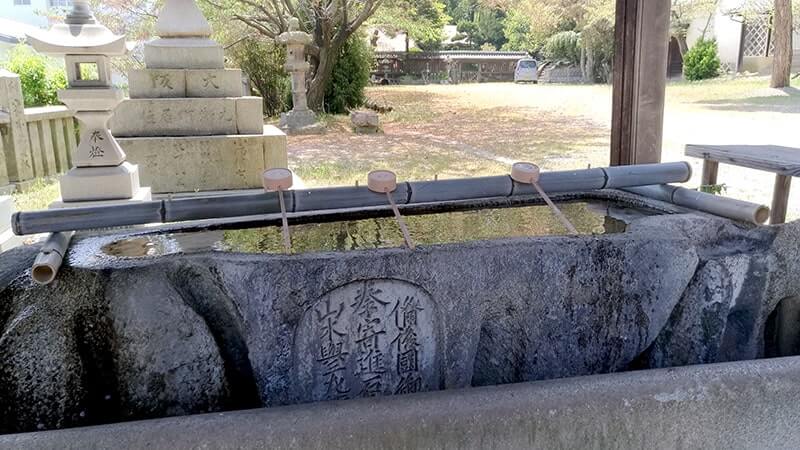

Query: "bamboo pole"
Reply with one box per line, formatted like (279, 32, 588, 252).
(623, 185, 771, 224)
(12, 162, 693, 236)
(31, 231, 74, 285)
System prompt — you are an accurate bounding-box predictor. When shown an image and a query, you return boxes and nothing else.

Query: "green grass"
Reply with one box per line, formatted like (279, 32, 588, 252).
(665, 75, 791, 104)
(12, 178, 60, 212)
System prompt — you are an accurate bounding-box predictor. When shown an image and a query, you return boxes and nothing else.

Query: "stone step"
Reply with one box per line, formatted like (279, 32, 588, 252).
(111, 97, 264, 137)
(118, 125, 287, 193)
(129, 69, 244, 99)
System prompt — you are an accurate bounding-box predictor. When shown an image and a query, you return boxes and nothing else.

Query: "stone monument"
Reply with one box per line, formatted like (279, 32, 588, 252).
(110, 0, 288, 193)
(278, 18, 322, 134)
(27, 0, 152, 208)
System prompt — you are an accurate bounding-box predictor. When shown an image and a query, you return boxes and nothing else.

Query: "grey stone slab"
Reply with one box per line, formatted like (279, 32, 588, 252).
(235, 97, 264, 135)
(129, 69, 187, 98)
(186, 69, 242, 98)
(118, 128, 287, 193)
(111, 98, 238, 137)
(143, 38, 225, 70)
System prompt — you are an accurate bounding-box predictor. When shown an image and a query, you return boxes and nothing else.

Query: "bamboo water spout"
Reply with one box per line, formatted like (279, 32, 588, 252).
(31, 232, 74, 285)
(623, 185, 771, 224)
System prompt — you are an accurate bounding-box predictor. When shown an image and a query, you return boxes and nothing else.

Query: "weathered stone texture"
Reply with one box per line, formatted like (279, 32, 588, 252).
(186, 69, 242, 98)
(0, 214, 798, 435)
(118, 126, 287, 193)
(111, 98, 238, 137)
(129, 69, 187, 99)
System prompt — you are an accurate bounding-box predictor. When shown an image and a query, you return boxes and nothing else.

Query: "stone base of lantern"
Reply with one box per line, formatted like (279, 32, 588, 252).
(50, 187, 153, 209)
(279, 109, 323, 135)
(118, 125, 288, 193)
(57, 162, 151, 203)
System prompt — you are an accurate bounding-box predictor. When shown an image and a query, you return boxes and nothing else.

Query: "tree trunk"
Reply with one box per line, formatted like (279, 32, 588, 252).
(307, 45, 340, 111)
(676, 35, 689, 57)
(771, 0, 793, 88)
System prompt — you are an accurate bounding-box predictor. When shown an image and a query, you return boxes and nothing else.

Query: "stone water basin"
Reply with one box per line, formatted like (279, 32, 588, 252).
(1, 190, 799, 437)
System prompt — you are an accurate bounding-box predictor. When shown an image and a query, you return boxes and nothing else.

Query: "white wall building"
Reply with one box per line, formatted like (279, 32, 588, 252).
(1, 0, 71, 28)
(682, 0, 800, 74)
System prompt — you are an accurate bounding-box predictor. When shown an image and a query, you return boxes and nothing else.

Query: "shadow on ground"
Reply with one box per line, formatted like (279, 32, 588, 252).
(693, 87, 800, 114)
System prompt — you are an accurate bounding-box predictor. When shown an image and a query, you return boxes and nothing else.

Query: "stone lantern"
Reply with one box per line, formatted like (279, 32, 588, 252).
(27, 0, 151, 207)
(278, 18, 321, 134)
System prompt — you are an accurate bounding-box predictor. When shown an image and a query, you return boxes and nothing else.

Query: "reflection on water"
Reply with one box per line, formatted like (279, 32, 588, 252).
(97, 200, 660, 259)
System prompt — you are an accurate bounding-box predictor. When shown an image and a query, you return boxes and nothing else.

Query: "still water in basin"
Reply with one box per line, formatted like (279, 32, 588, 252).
(91, 200, 661, 259)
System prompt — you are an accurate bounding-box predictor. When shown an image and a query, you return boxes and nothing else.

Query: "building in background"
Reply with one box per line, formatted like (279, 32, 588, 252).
(0, 17, 44, 59)
(669, 0, 800, 77)
(1, 0, 71, 28)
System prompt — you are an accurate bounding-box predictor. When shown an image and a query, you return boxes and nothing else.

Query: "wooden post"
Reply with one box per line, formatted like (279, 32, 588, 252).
(52, 118, 70, 173)
(0, 128, 9, 188)
(701, 160, 719, 186)
(40, 120, 58, 176)
(27, 121, 44, 177)
(0, 70, 34, 183)
(771, 174, 792, 224)
(610, 0, 670, 166)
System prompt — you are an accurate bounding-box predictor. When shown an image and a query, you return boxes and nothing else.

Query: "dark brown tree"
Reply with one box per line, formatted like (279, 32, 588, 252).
(206, 0, 384, 110)
(771, 0, 794, 88)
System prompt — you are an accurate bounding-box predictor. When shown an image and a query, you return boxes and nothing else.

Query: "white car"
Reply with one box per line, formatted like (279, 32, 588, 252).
(514, 58, 539, 83)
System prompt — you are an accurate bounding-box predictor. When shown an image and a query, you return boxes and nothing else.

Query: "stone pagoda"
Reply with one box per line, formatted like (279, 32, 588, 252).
(27, 0, 152, 208)
(111, 0, 288, 194)
(278, 18, 321, 134)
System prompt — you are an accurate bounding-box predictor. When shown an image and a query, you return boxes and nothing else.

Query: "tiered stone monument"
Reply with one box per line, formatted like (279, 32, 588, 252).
(111, 0, 288, 193)
(27, 0, 152, 208)
(278, 18, 322, 134)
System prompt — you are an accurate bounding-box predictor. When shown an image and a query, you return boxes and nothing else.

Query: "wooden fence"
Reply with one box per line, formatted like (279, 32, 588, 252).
(0, 69, 77, 192)
(373, 51, 529, 84)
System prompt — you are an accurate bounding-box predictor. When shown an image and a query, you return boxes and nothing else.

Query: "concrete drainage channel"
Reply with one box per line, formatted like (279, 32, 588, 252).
(2, 357, 800, 449)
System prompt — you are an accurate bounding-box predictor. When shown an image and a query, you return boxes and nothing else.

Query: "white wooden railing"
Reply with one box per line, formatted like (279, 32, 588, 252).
(0, 69, 77, 191)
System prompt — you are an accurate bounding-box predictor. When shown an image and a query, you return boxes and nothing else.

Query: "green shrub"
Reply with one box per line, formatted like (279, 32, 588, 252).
(543, 31, 581, 65)
(324, 35, 373, 114)
(228, 38, 291, 117)
(2, 44, 67, 107)
(683, 39, 721, 81)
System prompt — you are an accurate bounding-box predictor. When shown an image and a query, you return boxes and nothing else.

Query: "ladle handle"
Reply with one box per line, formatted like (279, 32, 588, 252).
(278, 192, 292, 253)
(386, 192, 415, 250)
(532, 181, 579, 235)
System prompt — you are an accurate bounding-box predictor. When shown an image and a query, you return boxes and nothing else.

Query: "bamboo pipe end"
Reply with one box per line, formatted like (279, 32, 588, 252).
(263, 168, 293, 192)
(32, 252, 61, 285)
(511, 162, 540, 184)
(755, 206, 771, 224)
(368, 170, 397, 193)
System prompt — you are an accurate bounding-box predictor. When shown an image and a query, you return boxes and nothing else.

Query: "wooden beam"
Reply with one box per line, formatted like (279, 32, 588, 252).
(610, 0, 670, 166)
